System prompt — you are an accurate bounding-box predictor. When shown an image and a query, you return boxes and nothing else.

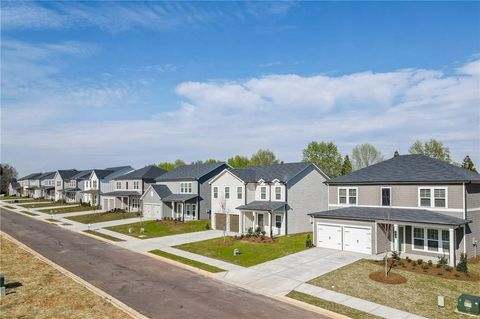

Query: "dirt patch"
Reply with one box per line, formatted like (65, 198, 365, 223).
(369, 271, 407, 284)
(469, 256, 480, 264)
(0, 236, 132, 319)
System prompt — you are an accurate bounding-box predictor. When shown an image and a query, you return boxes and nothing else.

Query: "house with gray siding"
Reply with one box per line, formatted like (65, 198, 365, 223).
(18, 172, 42, 197)
(34, 172, 56, 199)
(83, 166, 134, 206)
(53, 169, 78, 201)
(101, 165, 167, 212)
(209, 162, 328, 236)
(141, 162, 228, 220)
(8, 181, 21, 197)
(309, 154, 480, 266)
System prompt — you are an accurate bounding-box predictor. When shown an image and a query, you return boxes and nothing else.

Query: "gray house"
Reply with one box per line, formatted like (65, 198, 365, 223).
(209, 162, 328, 236)
(18, 172, 42, 197)
(8, 181, 21, 197)
(101, 165, 167, 212)
(83, 166, 134, 206)
(310, 154, 480, 266)
(34, 171, 56, 199)
(141, 162, 228, 220)
(53, 169, 78, 201)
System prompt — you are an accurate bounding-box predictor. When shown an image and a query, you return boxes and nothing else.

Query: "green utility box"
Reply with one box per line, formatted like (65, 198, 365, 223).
(458, 294, 480, 316)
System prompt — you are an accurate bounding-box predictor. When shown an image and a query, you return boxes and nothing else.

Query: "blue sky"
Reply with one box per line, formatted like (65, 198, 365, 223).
(1, 1, 479, 176)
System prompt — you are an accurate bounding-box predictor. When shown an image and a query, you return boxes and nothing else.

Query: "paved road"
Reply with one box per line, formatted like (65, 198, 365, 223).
(0, 208, 326, 319)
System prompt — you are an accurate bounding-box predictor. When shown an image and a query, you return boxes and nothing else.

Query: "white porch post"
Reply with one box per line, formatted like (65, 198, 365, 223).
(269, 212, 273, 237)
(253, 211, 257, 229)
(449, 227, 455, 266)
(394, 224, 400, 252)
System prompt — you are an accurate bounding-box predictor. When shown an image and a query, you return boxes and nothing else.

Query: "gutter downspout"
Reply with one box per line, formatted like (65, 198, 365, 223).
(197, 181, 200, 220)
(285, 182, 288, 236)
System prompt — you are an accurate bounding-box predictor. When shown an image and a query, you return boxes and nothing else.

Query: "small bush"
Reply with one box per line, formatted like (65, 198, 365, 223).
(427, 260, 433, 267)
(306, 234, 313, 248)
(398, 260, 405, 268)
(205, 222, 210, 230)
(417, 259, 423, 265)
(411, 261, 417, 267)
(422, 263, 429, 270)
(456, 253, 468, 273)
(405, 256, 411, 263)
(437, 255, 448, 268)
(445, 265, 452, 272)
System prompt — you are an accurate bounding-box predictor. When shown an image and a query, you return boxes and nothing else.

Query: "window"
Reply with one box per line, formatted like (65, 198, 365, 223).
(213, 187, 218, 199)
(260, 187, 267, 200)
(133, 181, 139, 189)
(131, 198, 139, 209)
(419, 187, 447, 208)
(181, 183, 185, 193)
(125, 182, 129, 189)
(57, 181, 61, 187)
(275, 186, 281, 200)
(237, 186, 242, 199)
(86, 181, 90, 188)
(180, 182, 192, 193)
(434, 189, 446, 207)
(275, 215, 282, 228)
(413, 227, 450, 253)
(381, 188, 391, 206)
(338, 187, 357, 205)
(93, 180, 97, 189)
(257, 214, 264, 227)
(225, 187, 230, 199)
(419, 189, 431, 207)
(116, 181, 121, 189)
(413, 228, 424, 250)
(187, 183, 192, 193)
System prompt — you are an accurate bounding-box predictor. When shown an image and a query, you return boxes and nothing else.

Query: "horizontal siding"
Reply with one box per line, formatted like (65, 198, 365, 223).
(467, 184, 480, 210)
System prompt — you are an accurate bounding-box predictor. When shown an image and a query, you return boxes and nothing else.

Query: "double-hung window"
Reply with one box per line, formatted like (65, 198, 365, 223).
(381, 187, 391, 206)
(133, 181, 139, 189)
(338, 187, 357, 205)
(275, 186, 281, 200)
(237, 186, 242, 199)
(413, 227, 450, 253)
(413, 228, 424, 250)
(225, 187, 230, 199)
(260, 187, 267, 200)
(419, 187, 447, 208)
(213, 187, 218, 199)
(93, 180, 97, 189)
(116, 181, 121, 189)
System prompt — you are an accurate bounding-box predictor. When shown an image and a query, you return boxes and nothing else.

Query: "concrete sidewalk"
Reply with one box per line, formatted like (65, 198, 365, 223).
(295, 283, 426, 319)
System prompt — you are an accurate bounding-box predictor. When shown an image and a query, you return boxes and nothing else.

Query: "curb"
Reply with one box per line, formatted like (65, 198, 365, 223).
(0, 231, 149, 319)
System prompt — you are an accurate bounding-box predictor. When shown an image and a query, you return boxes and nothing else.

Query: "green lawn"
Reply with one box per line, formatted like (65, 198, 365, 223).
(67, 212, 140, 224)
(175, 233, 311, 267)
(150, 250, 225, 273)
(3, 205, 15, 209)
(287, 291, 381, 319)
(107, 220, 209, 239)
(20, 202, 78, 209)
(83, 230, 125, 242)
(39, 205, 97, 215)
(308, 259, 480, 319)
(45, 218, 60, 223)
(21, 211, 39, 216)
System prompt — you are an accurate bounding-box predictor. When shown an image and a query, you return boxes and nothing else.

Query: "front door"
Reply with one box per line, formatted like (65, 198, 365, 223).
(274, 214, 282, 235)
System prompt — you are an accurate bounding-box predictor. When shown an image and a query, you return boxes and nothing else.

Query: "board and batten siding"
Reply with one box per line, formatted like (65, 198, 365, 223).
(329, 184, 464, 210)
(210, 171, 244, 216)
(287, 165, 328, 234)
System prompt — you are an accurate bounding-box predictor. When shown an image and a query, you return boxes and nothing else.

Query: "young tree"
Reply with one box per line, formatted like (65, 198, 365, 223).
(249, 149, 280, 166)
(393, 150, 400, 157)
(462, 155, 477, 172)
(218, 192, 228, 243)
(302, 141, 342, 178)
(227, 155, 250, 168)
(0, 163, 18, 194)
(340, 155, 353, 175)
(157, 162, 176, 171)
(408, 139, 452, 163)
(351, 143, 385, 170)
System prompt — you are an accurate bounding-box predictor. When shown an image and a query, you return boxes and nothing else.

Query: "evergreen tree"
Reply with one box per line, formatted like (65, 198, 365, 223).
(340, 155, 353, 175)
(394, 150, 400, 157)
(462, 155, 477, 172)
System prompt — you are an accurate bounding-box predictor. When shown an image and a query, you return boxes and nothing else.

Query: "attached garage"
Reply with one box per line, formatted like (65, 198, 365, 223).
(230, 214, 239, 233)
(316, 222, 372, 255)
(215, 213, 227, 231)
(143, 204, 162, 220)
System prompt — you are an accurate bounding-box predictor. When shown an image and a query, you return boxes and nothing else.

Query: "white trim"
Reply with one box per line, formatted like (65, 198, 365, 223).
(417, 186, 448, 209)
(316, 222, 372, 253)
(328, 204, 463, 213)
(411, 226, 451, 254)
(337, 187, 358, 206)
(467, 207, 480, 212)
(380, 186, 392, 206)
(209, 168, 245, 185)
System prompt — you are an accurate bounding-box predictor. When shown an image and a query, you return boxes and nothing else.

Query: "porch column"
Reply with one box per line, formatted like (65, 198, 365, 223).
(394, 224, 400, 252)
(449, 227, 455, 266)
(171, 202, 175, 218)
(253, 211, 257, 229)
(269, 212, 273, 237)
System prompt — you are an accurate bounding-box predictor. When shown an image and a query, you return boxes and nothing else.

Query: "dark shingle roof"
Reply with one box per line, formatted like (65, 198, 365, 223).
(57, 169, 78, 179)
(229, 162, 314, 183)
(309, 206, 468, 226)
(115, 165, 167, 181)
(10, 181, 20, 189)
(236, 201, 287, 212)
(37, 172, 55, 180)
(328, 155, 480, 185)
(71, 170, 94, 180)
(150, 184, 172, 198)
(101, 190, 142, 196)
(18, 173, 42, 181)
(104, 165, 132, 171)
(155, 162, 227, 182)
(162, 193, 198, 202)
(92, 169, 115, 179)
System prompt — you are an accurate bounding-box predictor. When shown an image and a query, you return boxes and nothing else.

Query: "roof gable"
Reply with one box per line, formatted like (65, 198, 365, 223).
(115, 165, 167, 181)
(328, 155, 480, 184)
(155, 162, 227, 182)
(228, 162, 314, 183)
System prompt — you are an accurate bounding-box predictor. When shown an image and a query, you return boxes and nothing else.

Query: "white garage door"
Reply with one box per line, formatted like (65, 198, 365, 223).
(143, 204, 152, 218)
(316, 224, 342, 250)
(143, 204, 162, 220)
(343, 226, 371, 254)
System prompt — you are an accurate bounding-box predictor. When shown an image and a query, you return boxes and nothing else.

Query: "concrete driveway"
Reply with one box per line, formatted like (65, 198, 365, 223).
(217, 247, 366, 296)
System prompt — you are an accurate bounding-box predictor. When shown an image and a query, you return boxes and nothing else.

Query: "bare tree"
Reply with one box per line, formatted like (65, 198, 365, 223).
(351, 143, 384, 170)
(218, 192, 228, 243)
(378, 209, 394, 277)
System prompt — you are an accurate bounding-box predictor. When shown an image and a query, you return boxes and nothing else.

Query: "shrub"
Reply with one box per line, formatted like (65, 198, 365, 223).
(260, 230, 266, 239)
(411, 261, 417, 267)
(422, 263, 429, 270)
(254, 227, 262, 237)
(205, 223, 210, 230)
(445, 265, 452, 272)
(306, 234, 313, 248)
(398, 260, 405, 268)
(437, 255, 448, 268)
(391, 251, 401, 260)
(427, 260, 433, 267)
(456, 253, 468, 273)
(417, 259, 423, 265)
(247, 227, 253, 238)
(405, 256, 411, 263)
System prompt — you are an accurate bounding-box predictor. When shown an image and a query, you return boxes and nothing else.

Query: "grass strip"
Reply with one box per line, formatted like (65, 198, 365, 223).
(21, 211, 39, 216)
(150, 249, 225, 273)
(3, 205, 16, 209)
(83, 230, 125, 242)
(286, 291, 382, 319)
(45, 218, 60, 222)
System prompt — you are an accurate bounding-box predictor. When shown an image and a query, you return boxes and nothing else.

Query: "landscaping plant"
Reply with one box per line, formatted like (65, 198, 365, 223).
(456, 253, 468, 273)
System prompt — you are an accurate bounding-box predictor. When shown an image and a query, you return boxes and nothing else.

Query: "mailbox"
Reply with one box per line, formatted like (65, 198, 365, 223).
(458, 294, 480, 315)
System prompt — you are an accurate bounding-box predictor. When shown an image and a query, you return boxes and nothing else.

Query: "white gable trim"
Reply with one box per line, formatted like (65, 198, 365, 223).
(209, 169, 245, 185)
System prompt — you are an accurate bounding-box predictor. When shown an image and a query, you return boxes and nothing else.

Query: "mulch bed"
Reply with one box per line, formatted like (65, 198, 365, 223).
(469, 256, 480, 264)
(233, 235, 276, 244)
(155, 220, 184, 226)
(372, 259, 480, 282)
(369, 271, 407, 284)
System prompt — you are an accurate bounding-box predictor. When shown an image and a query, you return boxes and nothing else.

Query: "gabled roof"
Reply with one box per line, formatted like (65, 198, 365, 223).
(18, 172, 42, 181)
(115, 165, 167, 181)
(104, 165, 132, 171)
(328, 154, 480, 185)
(162, 193, 198, 202)
(309, 206, 468, 226)
(91, 169, 115, 179)
(56, 169, 78, 180)
(223, 162, 318, 183)
(155, 162, 227, 182)
(71, 169, 94, 180)
(150, 184, 172, 198)
(9, 181, 20, 189)
(236, 201, 287, 212)
(38, 171, 55, 180)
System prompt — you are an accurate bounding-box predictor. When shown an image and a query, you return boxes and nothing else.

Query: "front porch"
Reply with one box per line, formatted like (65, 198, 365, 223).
(162, 194, 199, 221)
(236, 200, 288, 237)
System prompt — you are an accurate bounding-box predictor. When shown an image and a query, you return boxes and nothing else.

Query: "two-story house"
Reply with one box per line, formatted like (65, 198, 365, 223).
(34, 171, 56, 199)
(309, 154, 479, 266)
(209, 162, 328, 236)
(82, 166, 134, 206)
(141, 162, 228, 220)
(18, 172, 42, 197)
(8, 180, 21, 197)
(53, 169, 78, 201)
(101, 165, 167, 212)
